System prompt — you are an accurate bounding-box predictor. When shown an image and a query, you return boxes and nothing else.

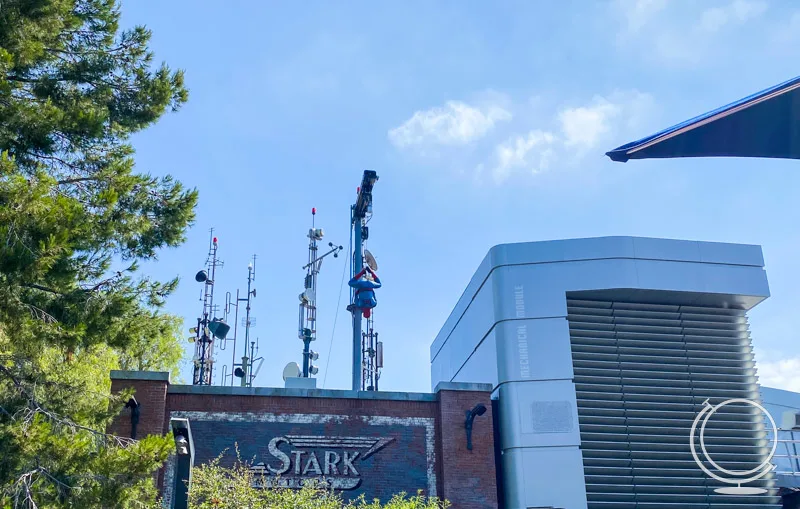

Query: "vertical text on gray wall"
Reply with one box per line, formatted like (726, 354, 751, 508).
(514, 285, 529, 378)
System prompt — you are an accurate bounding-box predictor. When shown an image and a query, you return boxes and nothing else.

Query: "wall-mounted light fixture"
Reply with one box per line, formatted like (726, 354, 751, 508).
(465, 403, 487, 451)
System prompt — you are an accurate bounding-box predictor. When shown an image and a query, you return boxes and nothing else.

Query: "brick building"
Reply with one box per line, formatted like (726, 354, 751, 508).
(109, 371, 498, 509)
(110, 235, 790, 509)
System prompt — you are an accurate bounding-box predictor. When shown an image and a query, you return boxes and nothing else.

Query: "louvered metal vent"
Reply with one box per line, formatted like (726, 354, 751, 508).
(567, 298, 780, 509)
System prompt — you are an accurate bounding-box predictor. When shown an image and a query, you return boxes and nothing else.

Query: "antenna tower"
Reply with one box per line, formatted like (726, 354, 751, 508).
(191, 230, 227, 385)
(220, 255, 262, 387)
(298, 208, 343, 378)
(349, 170, 381, 391)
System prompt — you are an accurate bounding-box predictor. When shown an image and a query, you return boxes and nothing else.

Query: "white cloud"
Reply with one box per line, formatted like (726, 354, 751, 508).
(558, 97, 622, 150)
(491, 130, 557, 183)
(388, 101, 512, 149)
(759, 357, 800, 392)
(484, 90, 655, 184)
(393, 89, 656, 185)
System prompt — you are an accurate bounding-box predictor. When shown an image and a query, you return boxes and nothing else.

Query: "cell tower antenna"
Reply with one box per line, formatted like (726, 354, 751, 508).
(231, 255, 262, 387)
(190, 229, 229, 386)
(362, 317, 382, 391)
(297, 208, 343, 379)
(360, 249, 382, 391)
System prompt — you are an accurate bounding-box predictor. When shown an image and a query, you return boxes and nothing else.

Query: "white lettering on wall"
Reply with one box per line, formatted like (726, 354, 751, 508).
(514, 285, 530, 379)
(162, 412, 438, 507)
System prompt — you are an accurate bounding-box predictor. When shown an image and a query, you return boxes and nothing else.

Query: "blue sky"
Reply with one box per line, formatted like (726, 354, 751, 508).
(121, 0, 800, 393)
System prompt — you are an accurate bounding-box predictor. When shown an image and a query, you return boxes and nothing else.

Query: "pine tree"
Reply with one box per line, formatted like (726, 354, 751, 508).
(0, 0, 197, 506)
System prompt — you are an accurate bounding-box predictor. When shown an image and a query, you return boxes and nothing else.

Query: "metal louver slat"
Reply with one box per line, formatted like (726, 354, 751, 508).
(567, 298, 780, 509)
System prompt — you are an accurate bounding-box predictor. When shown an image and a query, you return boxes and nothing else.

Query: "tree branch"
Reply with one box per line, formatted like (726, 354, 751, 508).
(0, 362, 135, 448)
(56, 176, 100, 185)
(21, 284, 65, 296)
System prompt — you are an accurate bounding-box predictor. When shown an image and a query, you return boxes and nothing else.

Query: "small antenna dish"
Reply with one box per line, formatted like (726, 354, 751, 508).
(364, 249, 378, 272)
(282, 362, 301, 381)
(195, 270, 208, 283)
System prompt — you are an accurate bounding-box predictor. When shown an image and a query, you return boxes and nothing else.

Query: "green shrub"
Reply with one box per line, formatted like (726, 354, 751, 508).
(169, 457, 449, 509)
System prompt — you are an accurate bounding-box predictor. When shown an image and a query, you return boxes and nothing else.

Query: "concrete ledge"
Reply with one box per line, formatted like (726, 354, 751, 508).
(434, 381, 494, 393)
(111, 370, 170, 382)
(167, 384, 438, 402)
(284, 376, 317, 389)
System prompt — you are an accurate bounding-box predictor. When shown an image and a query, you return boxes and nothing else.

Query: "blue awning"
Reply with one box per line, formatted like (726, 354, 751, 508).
(606, 75, 800, 162)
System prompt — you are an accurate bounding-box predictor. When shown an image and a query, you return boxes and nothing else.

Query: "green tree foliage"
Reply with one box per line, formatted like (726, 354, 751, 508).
(116, 313, 185, 382)
(0, 0, 197, 506)
(175, 458, 449, 509)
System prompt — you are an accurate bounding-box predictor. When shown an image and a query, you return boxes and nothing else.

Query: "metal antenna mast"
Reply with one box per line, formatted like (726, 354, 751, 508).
(362, 315, 383, 391)
(349, 171, 378, 391)
(191, 230, 228, 386)
(220, 255, 261, 387)
(236, 256, 261, 386)
(298, 208, 343, 378)
(358, 222, 383, 391)
(220, 287, 239, 386)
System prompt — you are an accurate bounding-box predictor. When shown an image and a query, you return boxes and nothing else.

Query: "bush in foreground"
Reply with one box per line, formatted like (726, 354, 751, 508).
(176, 458, 449, 509)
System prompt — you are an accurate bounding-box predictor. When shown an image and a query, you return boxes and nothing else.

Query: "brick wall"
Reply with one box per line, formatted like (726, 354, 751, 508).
(436, 387, 498, 509)
(108, 372, 497, 508)
(108, 371, 169, 439)
(167, 392, 437, 419)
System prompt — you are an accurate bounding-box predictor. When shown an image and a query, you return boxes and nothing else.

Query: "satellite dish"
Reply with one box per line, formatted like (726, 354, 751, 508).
(195, 270, 208, 283)
(282, 362, 301, 381)
(364, 249, 378, 271)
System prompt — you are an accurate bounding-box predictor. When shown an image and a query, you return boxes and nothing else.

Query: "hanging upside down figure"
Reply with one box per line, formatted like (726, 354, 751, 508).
(349, 266, 382, 318)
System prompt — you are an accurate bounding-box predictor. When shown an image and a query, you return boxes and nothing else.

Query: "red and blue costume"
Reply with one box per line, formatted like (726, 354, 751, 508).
(349, 266, 381, 318)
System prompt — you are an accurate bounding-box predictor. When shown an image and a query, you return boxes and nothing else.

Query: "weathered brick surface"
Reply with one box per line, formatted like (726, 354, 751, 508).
(437, 390, 498, 509)
(185, 417, 432, 502)
(107, 375, 497, 508)
(108, 377, 168, 439)
(167, 393, 437, 419)
(108, 375, 170, 490)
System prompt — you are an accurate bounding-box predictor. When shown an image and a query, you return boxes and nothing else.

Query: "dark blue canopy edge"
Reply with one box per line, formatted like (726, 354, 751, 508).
(606, 75, 800, 162)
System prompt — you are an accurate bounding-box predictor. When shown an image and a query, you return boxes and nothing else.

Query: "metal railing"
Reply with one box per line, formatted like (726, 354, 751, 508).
(772, 431, 800, 477)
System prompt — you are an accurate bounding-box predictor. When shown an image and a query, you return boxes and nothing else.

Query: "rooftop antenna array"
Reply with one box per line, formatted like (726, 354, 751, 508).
(220, 255, 262, 387)
(361, 250, 383, 391)
(348, 170, 382, 391)
(190, 229, 229, 385)
(295, 208, 343, 379)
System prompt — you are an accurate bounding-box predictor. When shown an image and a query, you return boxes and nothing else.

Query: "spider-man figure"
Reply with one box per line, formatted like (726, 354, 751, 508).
(349, 266, 381, 318)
